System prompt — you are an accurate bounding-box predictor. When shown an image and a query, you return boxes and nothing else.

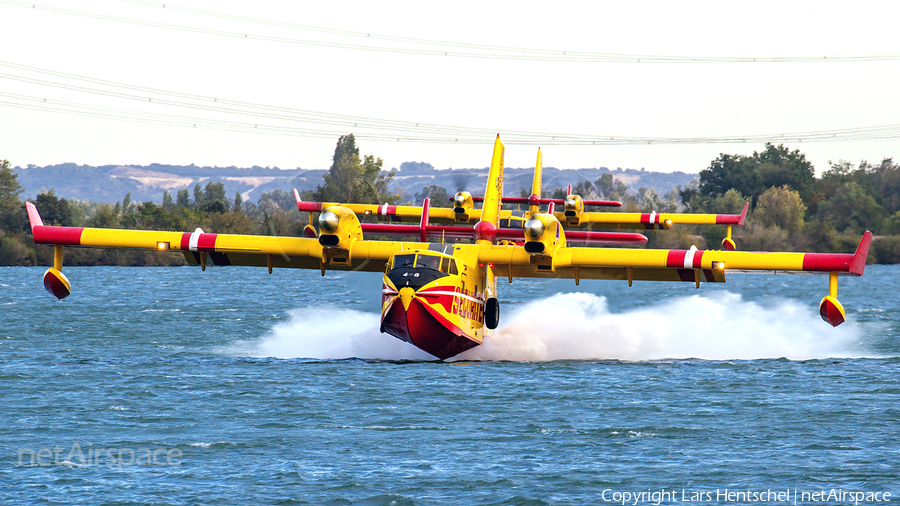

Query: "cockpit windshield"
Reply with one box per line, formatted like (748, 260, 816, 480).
(387, 252, 459, 290)
(393, 254, 416, 269)
(416, 255, 441, 271)
(389, 253, 458, 275)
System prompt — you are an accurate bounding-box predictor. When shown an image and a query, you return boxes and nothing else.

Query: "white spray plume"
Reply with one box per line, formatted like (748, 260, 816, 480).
(234, 292, 865, 362)
(240, 307, 434, 361)
(458, 292, 864, 361)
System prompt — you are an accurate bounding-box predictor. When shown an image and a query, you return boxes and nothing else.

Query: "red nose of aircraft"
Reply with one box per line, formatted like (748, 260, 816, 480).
(380, 287, 480, 360)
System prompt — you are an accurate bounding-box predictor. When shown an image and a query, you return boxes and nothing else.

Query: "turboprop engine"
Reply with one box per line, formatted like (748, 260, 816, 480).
(451, 191, 475, 223)
(562, 194, 584, 226)
(317, 206, 363, 270)
(522, 212, 566, 272)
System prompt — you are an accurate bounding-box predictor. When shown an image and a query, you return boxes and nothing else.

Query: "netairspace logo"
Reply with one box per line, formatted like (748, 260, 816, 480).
(600, 488, 892, 506)
(18, 443, 182, 470)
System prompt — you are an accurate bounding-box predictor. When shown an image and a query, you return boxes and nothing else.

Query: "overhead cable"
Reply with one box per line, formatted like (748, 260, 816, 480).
(2, 0, 899, 63)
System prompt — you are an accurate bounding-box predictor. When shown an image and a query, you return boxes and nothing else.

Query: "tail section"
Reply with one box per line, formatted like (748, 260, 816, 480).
(528, 148, 543, 216)
(474, 135, 505, 245)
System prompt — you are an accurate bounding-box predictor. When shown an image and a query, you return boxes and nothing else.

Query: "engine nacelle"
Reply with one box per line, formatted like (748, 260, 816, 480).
(522, 214, 566, 271)
(317, 206, 363, 266)
(452, 191, 475, 222)
(562, 194, 584, 226)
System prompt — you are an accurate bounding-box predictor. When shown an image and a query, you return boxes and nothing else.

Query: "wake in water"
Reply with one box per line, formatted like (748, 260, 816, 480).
(232, 292, 865, 361)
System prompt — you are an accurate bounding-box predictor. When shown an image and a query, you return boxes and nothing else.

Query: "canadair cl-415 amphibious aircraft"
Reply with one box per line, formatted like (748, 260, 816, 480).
(28, 136, 871, 360)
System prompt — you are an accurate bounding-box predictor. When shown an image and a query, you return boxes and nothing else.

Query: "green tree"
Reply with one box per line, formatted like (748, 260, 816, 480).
(34, 189, 73, 226)
(176, 189, 191, 208)
(753, 185, 807, 235)
(823, 158, 900, 216)
(572, 180, 595, 198)
(693, 144, 815, 205)
(882, 211, 900, 235)
(258, 189, 296, 212)
(546, 187, 568, 200)
(86, 204, 120, 228)
(208, 211, 254, 234)
(754, 144, 816, 203)
(193, 184, 204, 208)
(0, 159, 25, 232)
(315, 135, 399, 204)
(866, 158, 900, 215)
(594, 173, 628, 201)
(122, 192, 133, 215)
(695, 153, 761, 201)
(121, 202, 182, 231)
(0, 231, 35, 265)
(162, 190, 174, 209)
(816, 181, 883, 234)
(200, 181, 228, 213)
(414, 185, 451, 207)
(234, 191, 243, 214)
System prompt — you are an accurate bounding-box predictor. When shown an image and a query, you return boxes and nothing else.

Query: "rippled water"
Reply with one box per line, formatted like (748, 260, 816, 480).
(1, 265, 898, 504)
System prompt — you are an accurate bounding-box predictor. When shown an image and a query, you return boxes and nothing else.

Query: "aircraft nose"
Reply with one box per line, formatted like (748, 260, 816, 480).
(399, 287, 415, 311)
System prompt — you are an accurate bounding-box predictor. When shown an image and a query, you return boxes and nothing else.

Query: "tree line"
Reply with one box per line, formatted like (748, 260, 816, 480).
(2, 137, 899, 265)
(676, 144, 900, 262)
(0, 135, 394, 266)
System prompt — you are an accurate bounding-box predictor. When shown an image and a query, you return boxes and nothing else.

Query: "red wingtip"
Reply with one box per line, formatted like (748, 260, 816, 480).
(849, 231, 873, 276)
(738, 202, 749, 226)
(25, 202, 43, 232)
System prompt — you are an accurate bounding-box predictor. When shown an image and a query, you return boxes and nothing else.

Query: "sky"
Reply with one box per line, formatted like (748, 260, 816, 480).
(1, 0, 899, 176)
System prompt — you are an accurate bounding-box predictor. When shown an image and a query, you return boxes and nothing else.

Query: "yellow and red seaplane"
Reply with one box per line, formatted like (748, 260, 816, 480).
(28, 136, 871, 360)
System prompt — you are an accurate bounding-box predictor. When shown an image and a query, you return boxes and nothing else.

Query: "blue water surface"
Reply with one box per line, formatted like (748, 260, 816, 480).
(0, 265, 898, 505)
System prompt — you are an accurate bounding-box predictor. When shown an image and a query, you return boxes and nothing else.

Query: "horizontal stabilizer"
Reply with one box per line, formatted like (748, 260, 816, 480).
(468, 196, 622, 207)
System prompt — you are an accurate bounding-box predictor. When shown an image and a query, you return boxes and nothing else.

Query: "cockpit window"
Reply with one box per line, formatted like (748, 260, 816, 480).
(393, 254, 416, 269)
(499, 217, 525, 229)
(416, 255, 441, 271)
(388, 252, 458, 277)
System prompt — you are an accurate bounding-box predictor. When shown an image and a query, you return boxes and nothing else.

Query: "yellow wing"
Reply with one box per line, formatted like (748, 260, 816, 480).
(26, 202, 425, 299)
(472, 230, 872, 327)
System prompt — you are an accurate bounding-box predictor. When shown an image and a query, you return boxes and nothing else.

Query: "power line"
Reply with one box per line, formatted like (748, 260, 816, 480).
(0, 60, 573, 138)
(118, 0, 900, 64)
(3, 0, 899, 63)
(3, 61, 899, 146)
(3, 90, 899, 146)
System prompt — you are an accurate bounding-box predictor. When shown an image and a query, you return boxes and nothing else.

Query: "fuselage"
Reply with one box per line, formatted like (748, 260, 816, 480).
(380, 246, 496, 360)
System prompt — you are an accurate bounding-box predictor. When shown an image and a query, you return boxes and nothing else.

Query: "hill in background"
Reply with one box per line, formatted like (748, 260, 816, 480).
(12, 161, 697, 204)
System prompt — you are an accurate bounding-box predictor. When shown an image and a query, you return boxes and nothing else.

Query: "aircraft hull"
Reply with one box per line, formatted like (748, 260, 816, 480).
(380, 295, 481, 360)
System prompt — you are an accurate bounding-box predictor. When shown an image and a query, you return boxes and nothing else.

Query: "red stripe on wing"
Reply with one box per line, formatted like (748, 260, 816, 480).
(197, 233, 218, 251)
(32, 226, 84, 246)
(692, 250, 704, 269)
(801, 253, 854, 272)
(666, 250, 687, 269)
